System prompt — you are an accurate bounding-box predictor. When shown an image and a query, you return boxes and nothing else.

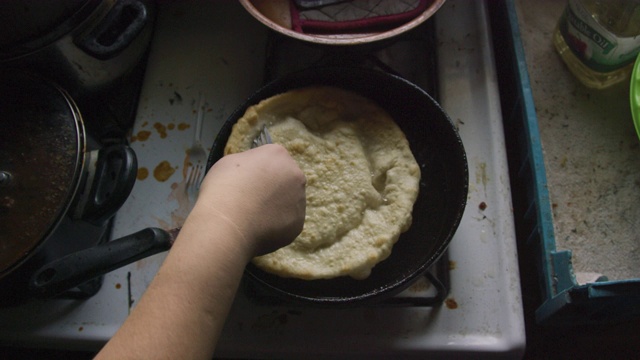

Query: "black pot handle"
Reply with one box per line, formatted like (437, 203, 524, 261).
(76, 0, 149, 60)
(83, 144, 137, 225)
(29, 227, 173, 298)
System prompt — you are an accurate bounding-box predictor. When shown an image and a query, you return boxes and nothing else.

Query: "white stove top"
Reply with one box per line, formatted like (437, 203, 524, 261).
(0, 1, 525, 358)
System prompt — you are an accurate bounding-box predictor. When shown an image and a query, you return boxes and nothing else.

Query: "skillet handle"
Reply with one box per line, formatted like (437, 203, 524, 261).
(29, 227, 172, 299)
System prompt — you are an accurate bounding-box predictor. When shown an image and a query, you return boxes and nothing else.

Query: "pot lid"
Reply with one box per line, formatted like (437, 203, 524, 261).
(0, 71, 84, 277)
(0, 0, 95, 55)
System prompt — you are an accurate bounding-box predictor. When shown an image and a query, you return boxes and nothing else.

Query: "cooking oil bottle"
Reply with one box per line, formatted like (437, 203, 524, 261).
(553, 0, 640, 89)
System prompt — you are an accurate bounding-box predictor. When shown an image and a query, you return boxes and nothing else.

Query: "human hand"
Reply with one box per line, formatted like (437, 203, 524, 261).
(195, 144, 306, 257)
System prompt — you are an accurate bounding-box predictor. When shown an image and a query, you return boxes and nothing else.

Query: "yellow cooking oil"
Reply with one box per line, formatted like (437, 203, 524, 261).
(553, 0, 640, 89)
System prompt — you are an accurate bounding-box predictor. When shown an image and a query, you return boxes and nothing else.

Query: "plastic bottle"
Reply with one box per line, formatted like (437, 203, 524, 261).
(553, 0, 640, 89)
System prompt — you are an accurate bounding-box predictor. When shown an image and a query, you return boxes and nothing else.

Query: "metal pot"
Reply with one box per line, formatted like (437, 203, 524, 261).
(0, 0, 155, 103)
(0, 71, 138, 305)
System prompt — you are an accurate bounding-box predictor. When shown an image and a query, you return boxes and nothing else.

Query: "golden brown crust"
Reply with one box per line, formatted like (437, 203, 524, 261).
(225, 86, 420, 280)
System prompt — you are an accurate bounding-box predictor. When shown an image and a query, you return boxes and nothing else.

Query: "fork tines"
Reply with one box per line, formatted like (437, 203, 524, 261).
(252, 125, 272, 149)
(186, 164, 203, 193)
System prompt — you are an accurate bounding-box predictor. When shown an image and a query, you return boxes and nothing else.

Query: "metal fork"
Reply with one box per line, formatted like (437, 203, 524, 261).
(186, 93, 207, 199)
(251, 125, 272, 148)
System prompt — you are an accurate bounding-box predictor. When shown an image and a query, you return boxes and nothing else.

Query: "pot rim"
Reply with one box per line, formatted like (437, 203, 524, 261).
(0, 0, 108, 61)
(0, 72, 87, 279)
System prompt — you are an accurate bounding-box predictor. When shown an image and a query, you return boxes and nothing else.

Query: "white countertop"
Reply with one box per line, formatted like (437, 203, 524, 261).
(515, 0, 640, 283)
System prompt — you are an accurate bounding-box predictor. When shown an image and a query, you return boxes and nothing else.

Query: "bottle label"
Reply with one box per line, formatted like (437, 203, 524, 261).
(560, 0, 640, 72)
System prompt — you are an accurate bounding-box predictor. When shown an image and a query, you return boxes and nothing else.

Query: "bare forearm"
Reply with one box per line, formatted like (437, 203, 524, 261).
(96, 208, 252, 359)
(96, 145, 306, 359)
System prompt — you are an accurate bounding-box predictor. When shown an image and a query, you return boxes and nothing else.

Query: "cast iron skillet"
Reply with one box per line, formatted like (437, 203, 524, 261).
(207, 66, 468, 305)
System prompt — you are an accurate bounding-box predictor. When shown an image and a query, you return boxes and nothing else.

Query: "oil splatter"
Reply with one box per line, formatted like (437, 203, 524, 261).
(449, 260, 457, 270)
(445, 298, 458, 309)
(479, 201, 487, 210)
(115, 283, 122, 289)
(167, 123, 175, 130)
(154, 161, 175, 182)
(136, 130, 152, 141)
(78, 326, 84, 332)
(137, 167, 149, 180)
(475, 162, 488, 193)
(177, 122, 190, 131)
(154, 122, 168, 139)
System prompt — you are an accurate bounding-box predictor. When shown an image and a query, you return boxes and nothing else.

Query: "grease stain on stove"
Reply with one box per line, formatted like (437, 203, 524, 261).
(157, 199, 190, 235)
(135, 121, 190, 142)
(182, 150, 193, 178)
(448, 260, 457, 270)
(475, 162, 488, 193)
(71, 320, 106, 331)
(166, 173, 193, 225)
(170, 91, 183, 105)
(445, 298, 458, 309)
(153, 122, 168, 139)
(137, 167, 149, 180)
(131, 130, 152, 142)
(153, 160, 176, 182)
